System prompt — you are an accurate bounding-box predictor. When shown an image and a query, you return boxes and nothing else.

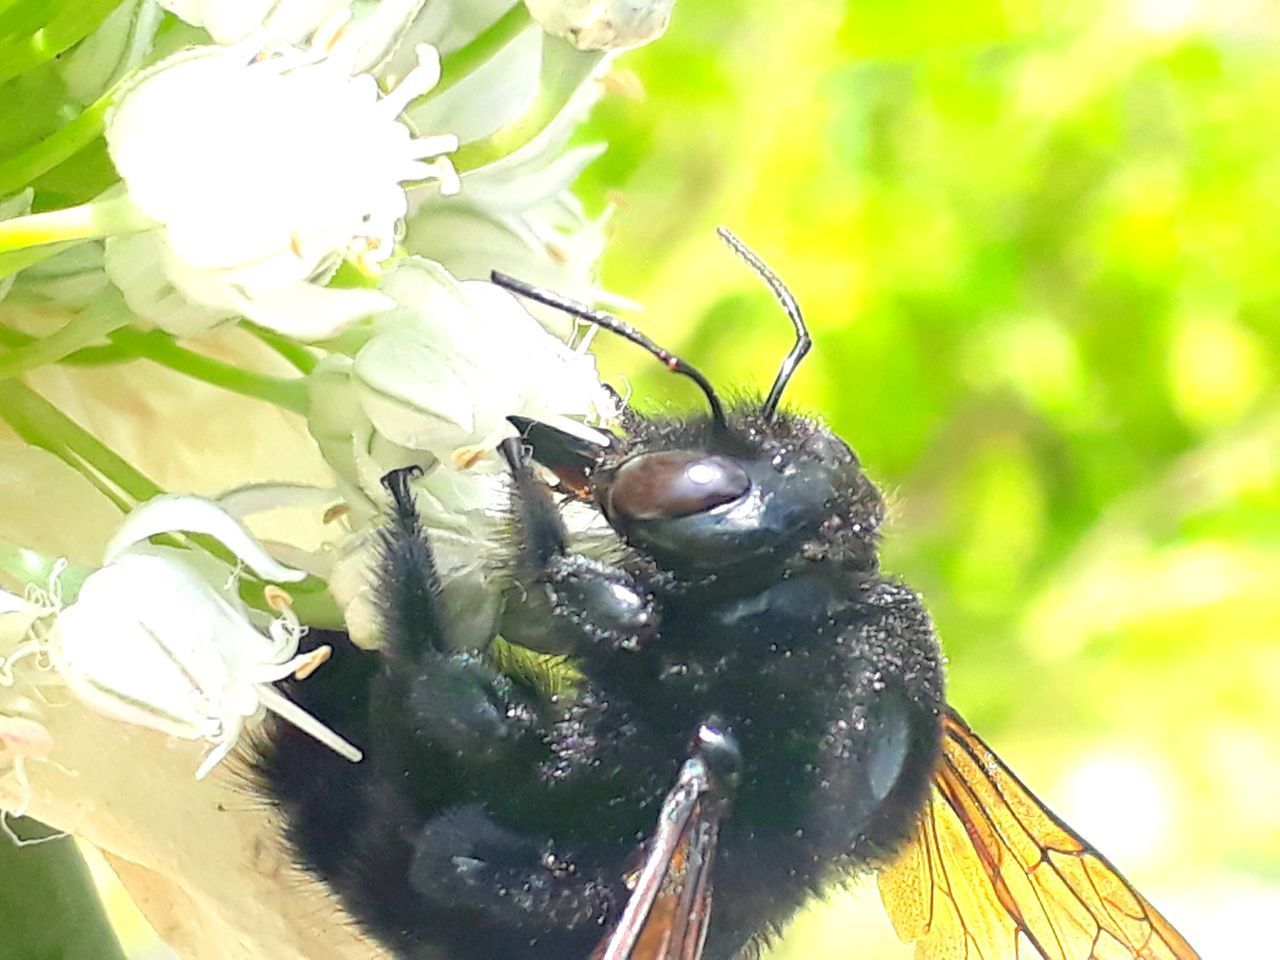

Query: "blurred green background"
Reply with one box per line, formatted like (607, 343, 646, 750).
(4, 0, 1276, 957)
(576, 0, 1279, 955)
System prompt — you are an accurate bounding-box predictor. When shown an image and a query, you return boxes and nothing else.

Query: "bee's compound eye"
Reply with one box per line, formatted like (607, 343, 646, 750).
(604, 451, 751, 523)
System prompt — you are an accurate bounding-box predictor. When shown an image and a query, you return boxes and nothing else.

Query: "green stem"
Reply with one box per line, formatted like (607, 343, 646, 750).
(314, 323, 377, 357)
(242, 323, 319, 374)
(0, 540, 93, 600)
(451, 37, 605, 172)
(0, 196, 154, 252)
(0, 241, 79, 284)
(0, 541, 54, 592)
(0, 88, 114, 197)
(0, 322, 149, 366)
(0, 379, 163, 503)
(0, 403, 131, 512)
(0, 325, 33, 349)
(0, 0, 123, 85)
(110, 328, 310, 415)
(59, 341, 143, 365)
(0, 817, 127, 960)
(428, 5, 535, 100)
(0, 295, 130, 380)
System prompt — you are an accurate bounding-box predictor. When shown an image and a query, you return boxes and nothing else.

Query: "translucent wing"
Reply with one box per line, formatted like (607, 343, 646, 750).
(878, 708, 1200, 960)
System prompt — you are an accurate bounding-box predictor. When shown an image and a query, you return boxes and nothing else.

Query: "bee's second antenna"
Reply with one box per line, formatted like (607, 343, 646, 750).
(716, 226, 811, 419)
(490, 270, 730, 432)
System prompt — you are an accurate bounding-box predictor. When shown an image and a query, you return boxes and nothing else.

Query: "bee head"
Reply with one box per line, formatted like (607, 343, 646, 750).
(497, 229, 885, 578)
(586, 409, 880, 576)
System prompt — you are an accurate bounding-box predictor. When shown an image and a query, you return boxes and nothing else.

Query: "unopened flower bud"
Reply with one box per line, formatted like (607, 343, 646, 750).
(524, 0, 676, 51)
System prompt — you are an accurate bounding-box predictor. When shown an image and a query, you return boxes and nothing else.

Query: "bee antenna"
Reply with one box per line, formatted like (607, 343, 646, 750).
(490, 271, 730, 433)
(716, 226, 810, 420)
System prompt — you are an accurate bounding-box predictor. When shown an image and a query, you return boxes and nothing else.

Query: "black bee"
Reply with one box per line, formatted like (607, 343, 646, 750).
(257, 229, 1200, 960)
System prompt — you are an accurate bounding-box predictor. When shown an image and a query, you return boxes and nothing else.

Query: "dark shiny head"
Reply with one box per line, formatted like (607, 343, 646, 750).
(589, 410, 882, 577)
(496, 230, 881, 577)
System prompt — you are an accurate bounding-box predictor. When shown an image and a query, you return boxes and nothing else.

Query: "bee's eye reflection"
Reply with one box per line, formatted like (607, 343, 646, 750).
(603, 451, 751, 523)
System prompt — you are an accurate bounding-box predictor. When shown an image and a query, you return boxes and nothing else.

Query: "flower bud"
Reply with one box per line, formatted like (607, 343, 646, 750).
(51, 496, 362, 778)
(524, 0, 676, 51)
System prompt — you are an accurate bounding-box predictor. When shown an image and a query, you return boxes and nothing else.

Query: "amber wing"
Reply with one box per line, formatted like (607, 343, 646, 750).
(590, 757, 721, 960)
(878, 708, 1199, 960)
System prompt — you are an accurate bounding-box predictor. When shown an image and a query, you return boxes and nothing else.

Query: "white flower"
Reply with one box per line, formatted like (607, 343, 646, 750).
(308, 247, 616, 522)
(354, 258, 615, 457)
(103, 39, 459, 338)
(401, 27, 620, 332)
(401, 22, 543, 149)
(406, 187, 620, 338)
(0, 589, 40, 643)
(159, 0, 346, 45)
(58, 0, 165, 105)
(159, 0, 431, 74)
(51, 495, 363, 779)
(306, 258, 617, 646)
(0, 585, 47, 677)
(524, 0, 676, 50)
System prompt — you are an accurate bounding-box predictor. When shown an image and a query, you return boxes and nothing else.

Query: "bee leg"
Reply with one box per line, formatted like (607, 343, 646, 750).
(402, 802, 615, 952)
(268, 469, 623, 959)
(374, 466, 537, 758)
(497, 438, 659, 657)
(375, 466, 444, 657)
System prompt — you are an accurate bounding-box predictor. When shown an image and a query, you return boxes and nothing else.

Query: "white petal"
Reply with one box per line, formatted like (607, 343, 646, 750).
(404, 26, 540, 145)
(104, 39, 453, 338)
(17, 242, 112, 309)
(55, 555, 240, 739)
(458, 143, 605, 214)
(59, 0, 164, 103)
(376, 256, 474, 330)
(104, 231, 235, 335)
(353, 326, 482, 445)
(233, 281, 395, 340)
(0, 589, 42, 649)
(524, 0, 675, 50)
(342, 0, 432, 75)
(216, 483, 339, 519)
(104, 495, 306, 582)
(254, 683, 361, 763)
(403, 200, 605, 338)
(306, 355, 372, 486)
(158, 0, 345, 46)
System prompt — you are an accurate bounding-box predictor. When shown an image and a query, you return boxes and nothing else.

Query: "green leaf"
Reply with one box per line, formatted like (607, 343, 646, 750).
(0, 0, 124, 84)
(0, 817, 126, 960)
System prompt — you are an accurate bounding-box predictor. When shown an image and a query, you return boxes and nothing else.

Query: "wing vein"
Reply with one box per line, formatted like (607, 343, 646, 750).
(876, 709, 1201, 960)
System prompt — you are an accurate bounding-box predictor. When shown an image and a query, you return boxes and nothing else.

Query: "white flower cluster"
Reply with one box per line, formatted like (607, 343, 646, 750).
(104, 39, 458, 337)
(0, 0, 673, 802)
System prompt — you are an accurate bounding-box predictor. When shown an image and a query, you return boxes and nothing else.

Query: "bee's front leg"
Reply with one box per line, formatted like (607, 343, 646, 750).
(372, 466, 540, 761)
(340, 468, 623, 956)
(498, 437, 660, 658)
